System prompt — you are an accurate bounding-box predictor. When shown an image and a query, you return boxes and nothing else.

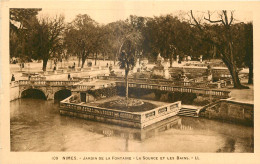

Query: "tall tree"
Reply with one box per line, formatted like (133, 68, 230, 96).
(30, 15, 65, 71)
(190, 10, 249, 89)
(65, 14, 97, 68)
(107, 20, 130, 65)
(142, 15, 193, 66)
(118, 30, 142, 103)
(10, 8, 41, 61)
(243, 23, 253, 84)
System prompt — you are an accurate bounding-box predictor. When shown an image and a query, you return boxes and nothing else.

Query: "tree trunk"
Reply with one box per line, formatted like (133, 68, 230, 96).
(81, 56, 86, 68)
(78, 56, 81, 67)
(170, 53, 173, 67)
(95, 53, 97, 66)
(114, 53, 117, 65)
(248, 64, 253, 84)
(230, 65, 244, 88)
(125, 69, 129, 106)
(222, 57, 249, 89)
(42, 59, 48, 71)
(221, 35, 249, 89)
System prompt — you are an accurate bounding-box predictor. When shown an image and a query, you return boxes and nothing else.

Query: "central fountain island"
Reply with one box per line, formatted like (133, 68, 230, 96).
(59, 95, 181, 129)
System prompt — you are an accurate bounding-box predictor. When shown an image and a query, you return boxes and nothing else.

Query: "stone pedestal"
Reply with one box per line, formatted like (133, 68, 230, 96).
(152, 54, 170, 79)
(152, 66, 170, 79)
(133, 58, 141, 73)
(200, 55, 203, 63)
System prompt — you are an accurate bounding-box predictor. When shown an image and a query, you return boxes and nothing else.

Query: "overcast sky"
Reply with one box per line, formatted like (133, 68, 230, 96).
(38, 3, 253, 25)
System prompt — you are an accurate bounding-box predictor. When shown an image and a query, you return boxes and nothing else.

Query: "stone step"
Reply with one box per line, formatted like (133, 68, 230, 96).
(180, 108, 197, 111)
(177, 113, 198, 117)
(177, 107, 199, 117)
(178, 111, 197, 114)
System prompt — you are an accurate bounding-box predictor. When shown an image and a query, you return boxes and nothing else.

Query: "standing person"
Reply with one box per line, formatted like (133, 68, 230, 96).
(20, 63, 22, 71)
(67, 73, 70, 80)
(11, 74, 15, 81)
(28, 74, 31, 80)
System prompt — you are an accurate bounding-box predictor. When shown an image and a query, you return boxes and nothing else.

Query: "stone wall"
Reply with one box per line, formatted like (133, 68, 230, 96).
(199, 99, 253, 126)
(169, 67, 230, 80)
(169, 67, 206, 79)
(10, 84, 19, 101)
(45, 69, 109, 80)
(116, 86, 220, 106)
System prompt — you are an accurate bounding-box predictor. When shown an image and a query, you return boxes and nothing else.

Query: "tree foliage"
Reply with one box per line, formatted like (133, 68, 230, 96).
(30, 16, 65, 71)
(10, 9, 253, 87)
(10, 8, 41, 61)
(118, 26, 142, 101)
(190, 10, 252, 88)
(64, 14, 97, 68)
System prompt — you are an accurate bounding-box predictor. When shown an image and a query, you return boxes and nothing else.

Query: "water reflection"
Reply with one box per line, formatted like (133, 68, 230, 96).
(10, 99, 254, 152)
(91, 116, 182, 142)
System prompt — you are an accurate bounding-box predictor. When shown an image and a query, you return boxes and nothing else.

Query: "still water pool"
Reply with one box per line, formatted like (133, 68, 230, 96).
(10, 99, 254, 152)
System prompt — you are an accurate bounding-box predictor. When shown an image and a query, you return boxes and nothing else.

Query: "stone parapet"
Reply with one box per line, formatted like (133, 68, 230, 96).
(199, 99, 253, 126)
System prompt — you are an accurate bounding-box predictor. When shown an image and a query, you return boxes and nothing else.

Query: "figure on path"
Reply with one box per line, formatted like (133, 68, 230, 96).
(68, 73, 71, 80)
(11, 74, 15, 81)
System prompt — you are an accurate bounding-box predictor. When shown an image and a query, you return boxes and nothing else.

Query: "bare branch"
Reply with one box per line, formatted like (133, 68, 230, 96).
(190, 10, 202, 31)
(223, 10, 229, 26)
(229, 11, 234, 25)
(187, 12, 197, 26)
(204, 11, 223, 24)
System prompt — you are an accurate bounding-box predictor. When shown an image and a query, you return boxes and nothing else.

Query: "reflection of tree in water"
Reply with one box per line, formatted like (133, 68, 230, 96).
(216, 137, 236, 152)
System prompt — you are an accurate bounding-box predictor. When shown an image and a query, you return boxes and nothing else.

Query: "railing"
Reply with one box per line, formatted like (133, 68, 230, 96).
(60, 96, 181, 124)
(30, 76, 46, 81)
(10, 81, 19, 88)
(19, 80, 46, 85)
(60, 95, 74, 103)
(60, 96, 142, 122)
(140, 101, 181, 123)
(19, 80, 80, 86)
(97, 75, 222, 88)
(116, 82, 231, 98)
(73, 76, 98, 82)
(73, 85, 95, 90)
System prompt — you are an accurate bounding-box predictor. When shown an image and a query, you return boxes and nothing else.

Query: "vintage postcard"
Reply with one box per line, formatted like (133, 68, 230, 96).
(1, 1, 259, 164)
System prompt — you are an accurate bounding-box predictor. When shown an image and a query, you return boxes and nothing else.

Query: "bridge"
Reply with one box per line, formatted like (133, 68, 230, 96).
(12, 77, 231, 101)
(17, 79, 116, 100)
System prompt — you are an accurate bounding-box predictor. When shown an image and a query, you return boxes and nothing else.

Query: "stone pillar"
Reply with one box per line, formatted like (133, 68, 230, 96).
(200, 55, 203, 63)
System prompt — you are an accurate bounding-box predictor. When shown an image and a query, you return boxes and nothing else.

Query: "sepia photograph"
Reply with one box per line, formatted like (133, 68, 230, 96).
(1, 1, 260, 164)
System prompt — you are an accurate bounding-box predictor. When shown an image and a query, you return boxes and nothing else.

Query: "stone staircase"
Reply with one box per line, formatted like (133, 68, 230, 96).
(177, 105, 200, 117)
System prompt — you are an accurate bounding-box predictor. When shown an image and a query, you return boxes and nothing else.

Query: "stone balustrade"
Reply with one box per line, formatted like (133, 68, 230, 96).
(73, 76, 98, 82)
(97, 75, 222, 88)
(18, 79, 230, 98)
(199, 99, 253, 126)
(116, 82, 231, 98)
(60, 95, 181, 128)
(19, 80, 79, 86)
(30, 76, 46, 81)
(10, 81, 19, 88)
